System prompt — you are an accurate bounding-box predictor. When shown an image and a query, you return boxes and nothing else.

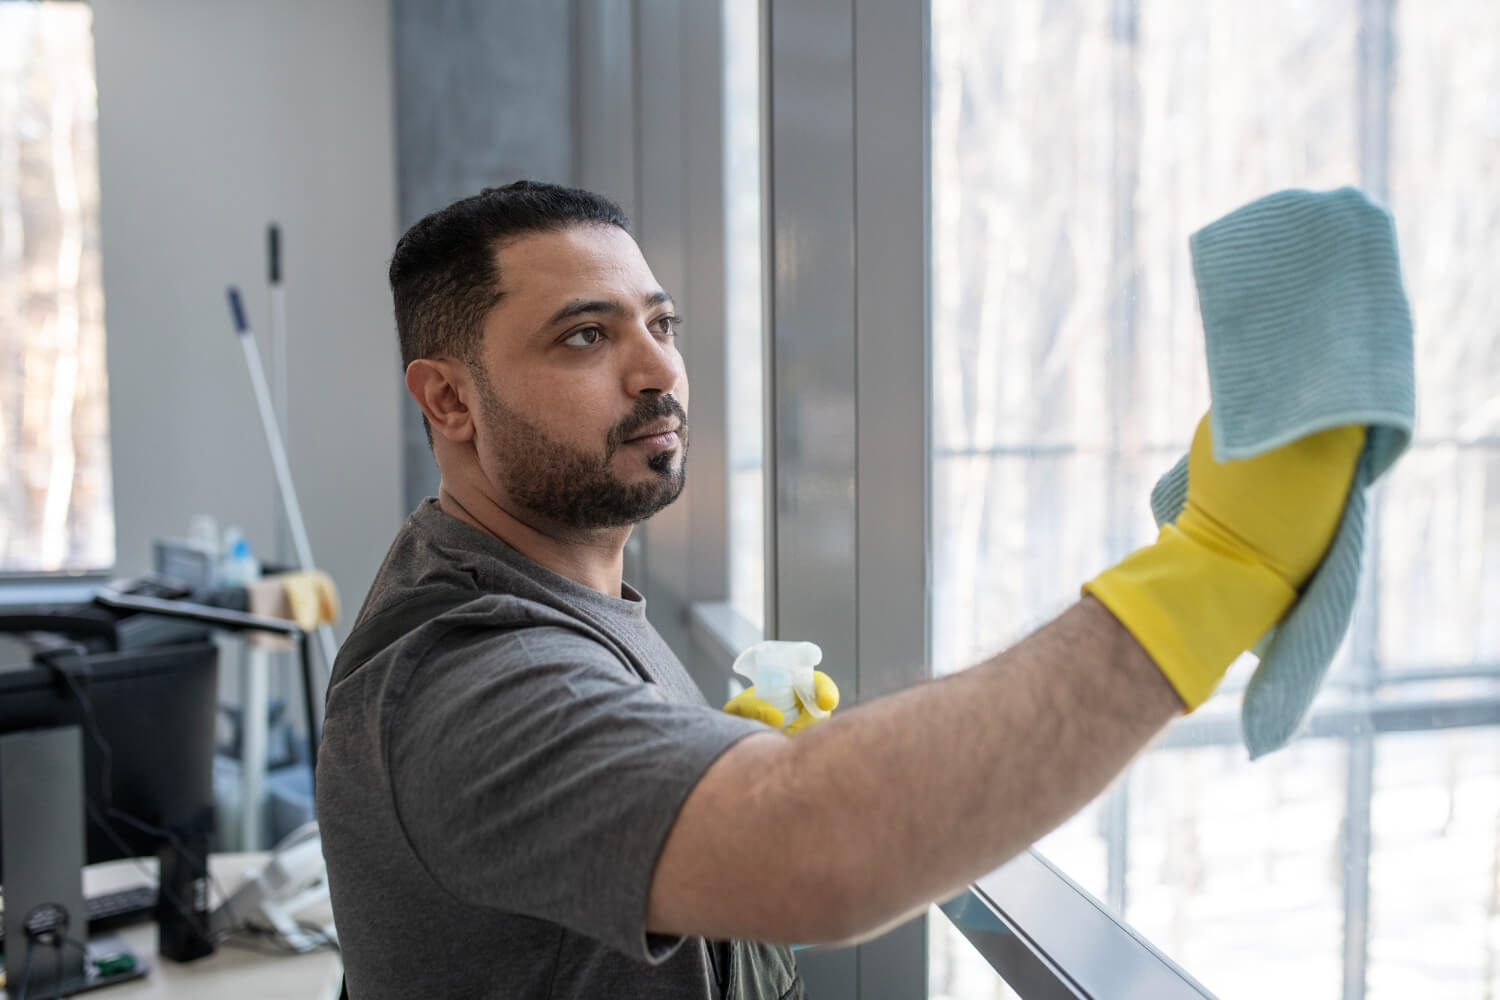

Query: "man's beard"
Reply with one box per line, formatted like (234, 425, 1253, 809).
(472, 372, 688, 531)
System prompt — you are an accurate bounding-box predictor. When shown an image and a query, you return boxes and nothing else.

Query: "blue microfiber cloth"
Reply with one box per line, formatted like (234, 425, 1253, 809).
(1150, 187, 1415, 759)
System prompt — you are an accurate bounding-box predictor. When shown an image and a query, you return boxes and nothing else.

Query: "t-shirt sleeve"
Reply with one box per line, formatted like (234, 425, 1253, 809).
(386, 625, 767, 962)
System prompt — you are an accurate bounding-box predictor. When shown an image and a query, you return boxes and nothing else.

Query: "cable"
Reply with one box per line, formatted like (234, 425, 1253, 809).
(13, 937, 36, 1000)
(83, 798, 205, 941)
(109, 806, 250, 934)
(55, 665, 113, 819)
(12, 929, 80, 1000)
(57, 662, 223, 937)
(50, 654, 251, 943)
(219, 923, 338, 957)
(44, 939, 64, 1000)
(52, 653, 331, 955)
(13, 898, 80, 1000)
(300, 630, 319, 786)
(292, 918, 339, 953)
(85, 787, 327, 957)
(212, 904, 339, 956)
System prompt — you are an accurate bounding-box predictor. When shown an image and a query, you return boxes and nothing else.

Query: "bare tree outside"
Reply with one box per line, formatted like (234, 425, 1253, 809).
(0, 2, 113, 574)
(930, 0, 1499, 998)
(725, 0, 766, 634)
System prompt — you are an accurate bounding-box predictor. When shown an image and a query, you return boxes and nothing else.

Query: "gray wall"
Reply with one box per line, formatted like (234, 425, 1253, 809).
(93, 0, 402, 637)
(392, 0, 575, 509)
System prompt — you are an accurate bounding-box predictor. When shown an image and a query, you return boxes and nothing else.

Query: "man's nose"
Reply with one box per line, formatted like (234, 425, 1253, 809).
(623, 325, 683, 397)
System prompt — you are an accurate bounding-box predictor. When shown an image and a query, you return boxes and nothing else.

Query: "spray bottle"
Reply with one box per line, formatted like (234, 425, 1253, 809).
(731, 641, 828, 730)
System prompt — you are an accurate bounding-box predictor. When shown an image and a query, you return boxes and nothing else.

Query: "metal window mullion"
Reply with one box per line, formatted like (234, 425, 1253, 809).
(682, 0, 730, 611)
(763, 0, 860, 995)
(759, 0, 779, 641)
(632, 0, 705, 682)
(571, 0, 640, 220)
(573, 0, 644, 590)
(852, 0, 933, 996)
(1343, 2, 1396, 995)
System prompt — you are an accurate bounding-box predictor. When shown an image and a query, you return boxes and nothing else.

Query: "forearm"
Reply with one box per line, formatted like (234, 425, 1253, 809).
(650, 597, 1182, 943)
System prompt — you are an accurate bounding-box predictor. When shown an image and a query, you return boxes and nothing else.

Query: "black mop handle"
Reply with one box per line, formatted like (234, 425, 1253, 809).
(267, 224, 282, 285)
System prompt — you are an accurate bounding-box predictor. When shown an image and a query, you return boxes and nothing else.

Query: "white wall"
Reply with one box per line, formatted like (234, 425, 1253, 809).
(92, 0, 402, 635)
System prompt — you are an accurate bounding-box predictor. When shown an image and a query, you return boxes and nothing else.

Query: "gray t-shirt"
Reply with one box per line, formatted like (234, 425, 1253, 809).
(317, 500, 802, 999)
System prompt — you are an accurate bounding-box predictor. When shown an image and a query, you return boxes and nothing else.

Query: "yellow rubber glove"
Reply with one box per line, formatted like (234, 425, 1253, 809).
(723, 670, 841, 733)
(1084, 413, 1365, 710)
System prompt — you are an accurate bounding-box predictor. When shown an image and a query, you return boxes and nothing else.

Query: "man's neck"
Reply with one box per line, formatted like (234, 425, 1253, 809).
(437, 485, 630, 598)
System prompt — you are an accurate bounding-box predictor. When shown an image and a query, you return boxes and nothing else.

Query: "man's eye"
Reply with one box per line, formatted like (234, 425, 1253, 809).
(655, 315, 681, 336)
(562, 327, 603, 348)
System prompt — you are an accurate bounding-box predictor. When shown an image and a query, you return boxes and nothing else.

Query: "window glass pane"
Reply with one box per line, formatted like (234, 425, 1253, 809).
(929, 0, 1500, 996)
(1377, 0, 1500, 675)
(929, 905, 1023, 1000)
(1369, 727, 1500, 998)
(1122, 740, 1348, 996)
(0, 2, 113, 572)
(724, 0, 765, 632)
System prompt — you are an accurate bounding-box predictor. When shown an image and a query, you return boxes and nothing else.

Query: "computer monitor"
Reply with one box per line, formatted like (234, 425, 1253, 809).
(0, 635, 219, 870)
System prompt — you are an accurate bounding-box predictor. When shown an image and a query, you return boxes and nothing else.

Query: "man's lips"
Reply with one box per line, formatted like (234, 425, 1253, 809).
(625, 429, 680, 450)
(624, 420, 682, 445)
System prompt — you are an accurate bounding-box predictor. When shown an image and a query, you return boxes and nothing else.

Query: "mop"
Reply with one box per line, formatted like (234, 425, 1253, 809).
(226, 287, 340, 751)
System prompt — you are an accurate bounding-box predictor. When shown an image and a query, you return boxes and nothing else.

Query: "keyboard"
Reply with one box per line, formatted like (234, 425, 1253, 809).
(85, 884, 159, 932)
(0, 884, 157, 945)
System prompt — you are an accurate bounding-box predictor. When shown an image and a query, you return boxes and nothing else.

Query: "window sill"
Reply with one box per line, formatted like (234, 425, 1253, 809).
(941, 850, 1217, 1000)
(0, 572, 110, 605)
(686, 600, 764, 692)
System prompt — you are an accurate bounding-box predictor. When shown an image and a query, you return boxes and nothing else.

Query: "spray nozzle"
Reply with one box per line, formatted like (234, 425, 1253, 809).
(731, 640, 827, 727)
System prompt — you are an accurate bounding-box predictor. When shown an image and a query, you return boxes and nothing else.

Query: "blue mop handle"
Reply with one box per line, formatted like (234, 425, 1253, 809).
(228, 286, 249, 334)
(225, 287, 340, 672)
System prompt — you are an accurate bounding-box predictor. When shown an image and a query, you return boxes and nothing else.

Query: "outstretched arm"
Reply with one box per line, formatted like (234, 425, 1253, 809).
(649, 595, 1176, 944)
(648, 417, 1364, 945)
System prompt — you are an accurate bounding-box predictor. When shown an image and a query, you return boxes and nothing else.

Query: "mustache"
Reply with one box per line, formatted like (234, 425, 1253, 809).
(605, 395, 689, 459)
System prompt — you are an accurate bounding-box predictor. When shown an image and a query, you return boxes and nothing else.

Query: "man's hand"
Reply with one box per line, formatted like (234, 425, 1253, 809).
(723, 671, 840, 732)
(1084, 412, 1364, 709)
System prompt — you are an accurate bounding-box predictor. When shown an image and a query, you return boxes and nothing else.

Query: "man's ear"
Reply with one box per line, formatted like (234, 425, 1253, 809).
(405, 359, 476, 443)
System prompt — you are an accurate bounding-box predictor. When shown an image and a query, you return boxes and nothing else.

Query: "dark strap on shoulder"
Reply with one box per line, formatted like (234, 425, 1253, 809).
(327, 589, 476, 694)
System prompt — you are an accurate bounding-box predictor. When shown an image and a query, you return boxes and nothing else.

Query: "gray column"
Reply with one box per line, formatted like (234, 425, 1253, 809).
(392, 0, 575, 511)
(767, 0, 931, 995)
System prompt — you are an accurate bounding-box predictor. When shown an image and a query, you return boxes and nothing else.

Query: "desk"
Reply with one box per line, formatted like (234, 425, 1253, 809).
(4, 854, 343, 1000)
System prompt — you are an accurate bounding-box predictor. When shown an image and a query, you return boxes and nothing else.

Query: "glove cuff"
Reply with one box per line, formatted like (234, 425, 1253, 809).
(1083, 525, 1297, 710)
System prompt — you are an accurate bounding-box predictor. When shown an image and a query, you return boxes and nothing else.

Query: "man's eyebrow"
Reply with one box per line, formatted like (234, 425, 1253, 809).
(544, 290, 676, 328)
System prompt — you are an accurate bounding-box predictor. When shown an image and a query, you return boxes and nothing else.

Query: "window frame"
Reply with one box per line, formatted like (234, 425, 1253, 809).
(573, 1, 1260, 998)
(0, 1, 116, 576)
(940, 848, 1220, 1000)
(573, 0, 736, 698)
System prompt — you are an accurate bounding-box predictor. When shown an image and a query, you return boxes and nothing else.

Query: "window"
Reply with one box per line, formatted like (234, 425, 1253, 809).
(0, 1, 113, 573)
(724, 0, 766, 633)
(929, 1, 1500, 997)
(619, 0, 1496, 993)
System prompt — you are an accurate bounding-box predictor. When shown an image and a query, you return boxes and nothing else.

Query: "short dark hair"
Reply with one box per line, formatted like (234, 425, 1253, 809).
(389, 180, 631, 370)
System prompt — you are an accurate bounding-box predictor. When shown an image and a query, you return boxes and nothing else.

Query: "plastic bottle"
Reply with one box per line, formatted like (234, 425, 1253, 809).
(187, 514, 220, 557)
(218, 527, 261, 587)
(731, 640, 826, 730)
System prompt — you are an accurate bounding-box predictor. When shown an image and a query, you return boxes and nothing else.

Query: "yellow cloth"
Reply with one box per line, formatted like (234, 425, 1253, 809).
(280, 570, 341, 630)
(246, 570, 341, 648)
(723, 670, 841, 733)
(1084, 414, 1363, 710)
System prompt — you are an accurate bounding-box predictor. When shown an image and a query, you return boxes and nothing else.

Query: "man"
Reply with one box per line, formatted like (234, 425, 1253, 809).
(317, 180, 1363, 999)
